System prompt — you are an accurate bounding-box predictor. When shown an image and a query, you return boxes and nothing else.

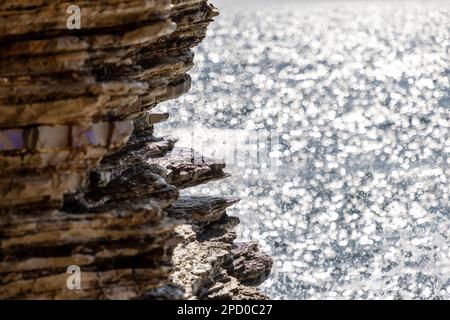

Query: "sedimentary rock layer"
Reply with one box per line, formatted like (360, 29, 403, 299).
(0, 0, 271, 299)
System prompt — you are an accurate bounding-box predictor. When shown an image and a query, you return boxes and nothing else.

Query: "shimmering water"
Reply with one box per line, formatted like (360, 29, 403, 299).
(157, 0, 450, 299)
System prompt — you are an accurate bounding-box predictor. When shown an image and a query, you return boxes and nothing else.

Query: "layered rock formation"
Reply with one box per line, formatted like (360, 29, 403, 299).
(0, 0, 271, 299)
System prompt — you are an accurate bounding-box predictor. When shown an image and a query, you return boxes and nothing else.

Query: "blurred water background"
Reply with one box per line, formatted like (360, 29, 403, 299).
(156, 0, 450, 299)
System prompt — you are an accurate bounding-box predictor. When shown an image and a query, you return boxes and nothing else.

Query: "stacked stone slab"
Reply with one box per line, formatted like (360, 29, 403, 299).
(0, 0, 272, 299)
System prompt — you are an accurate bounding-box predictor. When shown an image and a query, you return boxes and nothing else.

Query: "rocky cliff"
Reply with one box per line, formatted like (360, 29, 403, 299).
(0, 0, 271, 299)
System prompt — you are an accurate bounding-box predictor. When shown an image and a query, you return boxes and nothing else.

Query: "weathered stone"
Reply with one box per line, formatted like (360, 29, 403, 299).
(228, 242, 273, 286)
(0, 0, 271, 300)
(168, 196, 271, 299)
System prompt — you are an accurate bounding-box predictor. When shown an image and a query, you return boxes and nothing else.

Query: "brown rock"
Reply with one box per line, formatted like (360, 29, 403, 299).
(0, 0, 271, 300)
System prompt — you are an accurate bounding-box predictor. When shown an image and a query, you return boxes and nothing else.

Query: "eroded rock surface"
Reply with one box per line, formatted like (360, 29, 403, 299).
(0, 0, 271, 299)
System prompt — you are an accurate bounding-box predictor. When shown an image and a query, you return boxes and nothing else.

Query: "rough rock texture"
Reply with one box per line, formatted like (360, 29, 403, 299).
(0, 0, 272, 299)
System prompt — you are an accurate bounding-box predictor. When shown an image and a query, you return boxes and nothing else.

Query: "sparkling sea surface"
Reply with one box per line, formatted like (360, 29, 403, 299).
(157, 0, 450, 299)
